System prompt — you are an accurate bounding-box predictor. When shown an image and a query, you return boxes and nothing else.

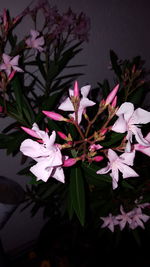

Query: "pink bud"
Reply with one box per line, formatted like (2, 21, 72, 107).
(21, 126, 39, 138)
(100, 128, 107, 135)
(63, 158, 77, 167)
(57, 131, 67, 140)
(105, 84, 119, 105)
(0, 106, 3, 113)
(37, 139, 44, 143)
(111, 96, 117, 108)
(3, 9, 8, 31)
(8, 70, 16, 81)
(132, 65, 136, 74)
(45, 128, 49, 133)
(89, 144, 102, 151)
(93, 156, 104, 162)
(12, 15, 21, 25)
(42, 111, 66, 121)
(74, 80, 79, 97)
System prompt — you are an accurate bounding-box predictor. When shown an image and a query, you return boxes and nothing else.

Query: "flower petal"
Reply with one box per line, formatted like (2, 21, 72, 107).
(81, 85, 91, 98)
(58, 97, 74, 111)
(108, 149, 118, 163)
(111, 114, 127, 133)
(52, 166, 65, 183)
(134, 144, 150, 157)
(118, 163, 139, 178)
(132, 127, 150, 146)
(97, 164, 111, 175)
(30, 160, 53, 182)
(20, 139, 43, 157)
(2, 53, 11, 64)
(130, 108, 150, 125)
(10, 55, 19, 66)
(120, 151, 135, 166)
(80, 97, 95, 109)
(116, 102, 134, 121)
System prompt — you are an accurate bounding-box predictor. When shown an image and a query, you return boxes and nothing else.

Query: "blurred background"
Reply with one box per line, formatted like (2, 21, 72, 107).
(0, 0, 150, 257)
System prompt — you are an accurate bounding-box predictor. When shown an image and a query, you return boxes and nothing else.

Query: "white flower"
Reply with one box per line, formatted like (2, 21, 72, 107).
(58, 84, 95, 124)
(112, 102, 150, 151)
(0, 53, 23, 76)
(129, 207, 150, 230)
(100, 213, 119, 232)
(20, 124, 65, 183)
(26, 29, 44, 53)
(97, 149, 138, 189)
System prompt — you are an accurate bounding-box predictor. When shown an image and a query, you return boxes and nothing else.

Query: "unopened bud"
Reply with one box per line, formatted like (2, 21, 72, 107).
(63, 158, 77, 167)
(105, 84, 119, 105)
(93, 155, 104, 162)
(57, 131, 68, 140)
(111, 96, 117, 108)
(8, 70, 16, 81)
(74, 80, 79, 97)
(42, 111, 67, 121)
(21, 126, 39, 138)
(0, 106, 3, 113)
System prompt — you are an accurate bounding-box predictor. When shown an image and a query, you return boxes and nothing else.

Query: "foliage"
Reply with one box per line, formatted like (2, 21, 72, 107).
(0, 1, 150, 248)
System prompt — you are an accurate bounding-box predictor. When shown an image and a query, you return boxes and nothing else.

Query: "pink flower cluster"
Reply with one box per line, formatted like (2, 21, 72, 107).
(20, 81, 150, 188)
(25, 0, 90, 42)
(100, 203, 150, 232)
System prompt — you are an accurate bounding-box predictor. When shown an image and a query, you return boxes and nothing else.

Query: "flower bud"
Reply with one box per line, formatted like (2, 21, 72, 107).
(74, 80, 79, 97)
(21, 126, 39, 138)
(57, 131, 68, 140)
(93, 155, 104, 162)
(105, 84, 119, 105)
(111, 96, 117, 108)
(63, 158, 77, 167)
(8, 70, 16, 81)
(0, 106, 3, 113)
(42, 111, 67, 121)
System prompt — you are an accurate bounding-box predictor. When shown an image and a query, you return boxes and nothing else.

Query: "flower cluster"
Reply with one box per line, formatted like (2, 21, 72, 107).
(20, 81, 150, 190)
(0, 2, 150, 234)
(100, 202, 150, 232)
(0, 0, 90, 114)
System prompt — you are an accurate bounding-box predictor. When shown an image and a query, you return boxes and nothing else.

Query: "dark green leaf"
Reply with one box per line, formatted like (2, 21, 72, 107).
(82, 162, 111, 186)
(110, 50, 122, 80)
(70, 167, 85, 226)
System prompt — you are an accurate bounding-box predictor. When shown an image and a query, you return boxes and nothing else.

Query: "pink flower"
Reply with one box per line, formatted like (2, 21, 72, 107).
(112, 102, 150, 151)
(116, 205, 133, 230)
(97, 149, 139, 189)
(129, 207, 150, 230)
(20, 123, 65, 183)
(26, 29, 44, 53)
(0, 53, 23, 76)
(134, 132, 150, 157)
(100, 213, 119, 232)
(58, 84, 95, 124)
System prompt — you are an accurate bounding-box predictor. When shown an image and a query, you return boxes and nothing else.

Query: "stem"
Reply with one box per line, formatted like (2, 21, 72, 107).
(85, 106, 105, 137)
(73, 120, 85, 140)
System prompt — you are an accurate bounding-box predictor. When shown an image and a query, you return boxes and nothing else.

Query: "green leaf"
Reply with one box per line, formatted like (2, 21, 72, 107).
(100, 132, 125, 147)
(82, 162, 112, 186)
(70, 167, 85, 226)
(67, 187, 74, 220)
(12, 75, 24, 113)
(110, 50, 122, 80)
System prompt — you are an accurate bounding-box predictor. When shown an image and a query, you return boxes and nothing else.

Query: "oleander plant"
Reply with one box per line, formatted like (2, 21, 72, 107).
(0, 1, 150, 256)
